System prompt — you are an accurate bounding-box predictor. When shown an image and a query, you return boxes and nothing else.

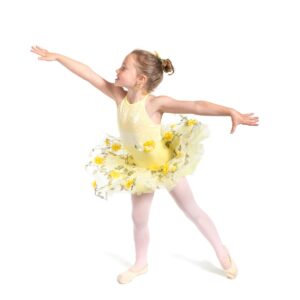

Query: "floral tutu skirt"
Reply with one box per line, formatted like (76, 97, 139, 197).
(85, 114, 209, 199)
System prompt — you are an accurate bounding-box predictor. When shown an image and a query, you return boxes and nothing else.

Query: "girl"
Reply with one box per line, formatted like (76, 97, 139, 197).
(30, 46, 259, 284)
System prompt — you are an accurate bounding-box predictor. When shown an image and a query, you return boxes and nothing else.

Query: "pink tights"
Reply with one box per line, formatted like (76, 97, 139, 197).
(131, 176, 231, 271)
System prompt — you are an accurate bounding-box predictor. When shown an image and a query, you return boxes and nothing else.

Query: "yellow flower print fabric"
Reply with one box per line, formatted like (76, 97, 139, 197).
(85, 114, 209, 199)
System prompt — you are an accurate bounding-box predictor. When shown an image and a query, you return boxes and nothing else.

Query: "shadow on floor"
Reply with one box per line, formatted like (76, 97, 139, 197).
(103, 251, 132, 268)
(170, 253, 225, 277)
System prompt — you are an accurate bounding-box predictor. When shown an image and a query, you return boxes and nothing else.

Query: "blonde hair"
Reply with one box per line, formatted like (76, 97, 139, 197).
(130, 49, 175, 92)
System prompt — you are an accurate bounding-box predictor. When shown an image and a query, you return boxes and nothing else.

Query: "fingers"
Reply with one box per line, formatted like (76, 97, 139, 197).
(244, 113, 258, 117)
(248, 117, 259, 122)
(244, 113, 259, 119)
(243, 113, 258, 121)
(244, 114, 259, 123)
(30, 46, 42, 55)
(244, 119, 259, 126)
(31, 45, 40, 51)
(244, 118, 258, 124)
(30, 45, 49, 61)
(31, 45, 47, 55)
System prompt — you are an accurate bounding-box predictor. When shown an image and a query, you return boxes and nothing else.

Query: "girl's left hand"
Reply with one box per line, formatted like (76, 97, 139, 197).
(230, 110, 259, 134)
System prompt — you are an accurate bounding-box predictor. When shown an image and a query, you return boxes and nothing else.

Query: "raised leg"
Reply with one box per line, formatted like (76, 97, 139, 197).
(168, 176, 236, 276)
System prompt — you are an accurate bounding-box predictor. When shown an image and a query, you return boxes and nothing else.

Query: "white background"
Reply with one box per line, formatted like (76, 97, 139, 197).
(1, 0, 299, 299)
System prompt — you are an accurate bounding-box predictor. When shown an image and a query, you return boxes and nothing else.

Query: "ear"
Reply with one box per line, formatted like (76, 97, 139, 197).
(137, 74, 148, 85)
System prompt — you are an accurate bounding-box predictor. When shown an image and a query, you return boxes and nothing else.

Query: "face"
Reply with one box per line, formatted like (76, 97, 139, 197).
(115, 54, 145, 89)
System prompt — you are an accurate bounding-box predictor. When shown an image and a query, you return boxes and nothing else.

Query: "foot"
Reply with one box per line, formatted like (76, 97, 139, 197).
(219, 246, 238, 279)
(117, 265, 148, 284)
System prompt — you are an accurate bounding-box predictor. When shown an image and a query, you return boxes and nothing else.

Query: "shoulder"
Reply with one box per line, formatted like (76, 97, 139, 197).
(149, 95, 175, 113)
(147, 94, 169, 112)
(149, 95, 170, 108)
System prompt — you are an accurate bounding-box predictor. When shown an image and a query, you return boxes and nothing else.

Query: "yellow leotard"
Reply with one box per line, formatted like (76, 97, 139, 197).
(117, 94, 172, 170)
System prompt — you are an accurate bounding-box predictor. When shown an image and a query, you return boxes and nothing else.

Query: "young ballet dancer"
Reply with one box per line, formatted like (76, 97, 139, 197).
(31, 45, 259, 284)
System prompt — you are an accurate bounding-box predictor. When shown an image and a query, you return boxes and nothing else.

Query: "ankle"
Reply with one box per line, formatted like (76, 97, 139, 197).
(130, 262, 148, 271)
(216, 245, 232, 269)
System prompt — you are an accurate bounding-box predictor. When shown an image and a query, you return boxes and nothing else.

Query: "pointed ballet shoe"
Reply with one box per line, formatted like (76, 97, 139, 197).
(117, 265, 148, 284)
(223, 256, 238, 279)
(222, 246, 238, 279)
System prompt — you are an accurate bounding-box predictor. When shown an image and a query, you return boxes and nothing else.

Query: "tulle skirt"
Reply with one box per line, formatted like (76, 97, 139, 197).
(85, 114, 209, 199)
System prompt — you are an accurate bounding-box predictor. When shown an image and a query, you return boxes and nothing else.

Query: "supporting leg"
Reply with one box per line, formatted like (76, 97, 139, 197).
(117, 191, 154, 284)
(131, 191, 154, 269)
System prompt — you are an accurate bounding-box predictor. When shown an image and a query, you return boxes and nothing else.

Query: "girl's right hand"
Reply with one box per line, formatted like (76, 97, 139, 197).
(30, 45, 59, 61)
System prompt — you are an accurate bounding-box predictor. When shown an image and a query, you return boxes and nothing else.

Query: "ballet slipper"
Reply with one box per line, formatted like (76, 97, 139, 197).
(223, 256, 238, 279)
(222, 246, 238, 279)
(117, 265, 148, 284)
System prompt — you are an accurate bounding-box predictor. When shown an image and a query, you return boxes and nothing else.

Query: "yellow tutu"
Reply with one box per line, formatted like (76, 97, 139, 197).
(85, 114, 209, 199)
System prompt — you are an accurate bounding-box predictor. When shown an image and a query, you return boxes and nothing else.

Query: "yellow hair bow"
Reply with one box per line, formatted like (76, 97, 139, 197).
(154, 51, 162, 61)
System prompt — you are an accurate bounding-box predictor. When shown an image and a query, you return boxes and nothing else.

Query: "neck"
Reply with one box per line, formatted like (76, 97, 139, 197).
(126, 89, 148, 103)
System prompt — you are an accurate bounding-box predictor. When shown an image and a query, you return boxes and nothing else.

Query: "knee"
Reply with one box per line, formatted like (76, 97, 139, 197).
(131, 212, 148, 229)
(183, 210, 198, 221)
(181, 204, 205, 221)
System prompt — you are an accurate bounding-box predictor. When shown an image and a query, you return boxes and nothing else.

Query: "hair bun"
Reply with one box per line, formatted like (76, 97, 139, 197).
(161, 58, 175, 75)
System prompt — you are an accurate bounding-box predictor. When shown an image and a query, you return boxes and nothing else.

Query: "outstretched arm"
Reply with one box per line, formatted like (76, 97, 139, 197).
(158, 96, 259, 134)
(30, 45, 125, 102)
